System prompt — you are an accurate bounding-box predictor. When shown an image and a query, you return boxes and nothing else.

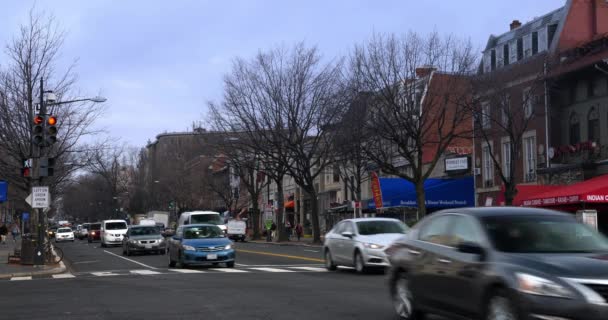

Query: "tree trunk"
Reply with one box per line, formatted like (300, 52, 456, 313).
(251, 198, 261, 240)
(504, 182, 518, 206)
(275, 178, 287, 242)
(356, 180, 362, 219)
(308, 188, 321, 244)
(415, 182, 427, 219)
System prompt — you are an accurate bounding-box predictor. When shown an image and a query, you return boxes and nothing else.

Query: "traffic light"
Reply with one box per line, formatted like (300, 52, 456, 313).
(33, 115, 44, 145)
(46, 115, 58, 145)
(21, 167, 31, 177)
(39, 157, 55, 177)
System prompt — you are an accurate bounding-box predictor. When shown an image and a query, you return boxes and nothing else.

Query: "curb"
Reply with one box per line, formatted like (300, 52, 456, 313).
(0, 244, 67, 279)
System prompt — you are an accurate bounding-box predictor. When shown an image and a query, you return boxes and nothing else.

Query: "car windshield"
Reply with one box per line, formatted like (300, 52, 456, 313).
(183, 226, 223, 239)
(90, 224, 101, 230)
(130, 227, 160, 236)
(57, 228, 72, 233)
(105, 222, 127, 230)
(482, 215, 608, 253)
(356, 220, 408, 235)
(190, 214, 223, 225)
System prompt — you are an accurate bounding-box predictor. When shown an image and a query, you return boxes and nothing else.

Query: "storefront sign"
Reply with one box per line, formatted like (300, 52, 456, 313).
(445, 157, 469, 171)
(370, 172, 383, 209)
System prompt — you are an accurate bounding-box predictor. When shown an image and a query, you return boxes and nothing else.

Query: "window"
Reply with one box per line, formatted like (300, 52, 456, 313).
(523, 135, 536, 182)
(532, 31, 539, 54)
(517, 38, 523, 61)
(419, 216, 452, 246)
(523, 34, 532, 58)
(588, 107, 600, 142)
(501, 94, 510, 127)
(548, 24, 558, 48)
(333, 166, 340, 183)
(482, 102, 491, 129)
(569, 112, 580, 145)
(342, 222, 355, 234)
(502, 140, 512, 180)
(503, 44, 509, 66)
(448, 216, 483, 246)
(482, 145, 493, 187)
(523, 87, 533, 118)
(491, 49, 496, 71)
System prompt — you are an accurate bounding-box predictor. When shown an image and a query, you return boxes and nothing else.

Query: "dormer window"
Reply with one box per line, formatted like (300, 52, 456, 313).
(517, 38, 523, 60)
(503, 45, 509, 65)
(532, 32, 539, 54)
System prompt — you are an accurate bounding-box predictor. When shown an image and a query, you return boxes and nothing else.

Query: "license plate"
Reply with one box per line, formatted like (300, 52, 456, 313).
(145, 244, 152, 249)
(207, 254, 218, 260)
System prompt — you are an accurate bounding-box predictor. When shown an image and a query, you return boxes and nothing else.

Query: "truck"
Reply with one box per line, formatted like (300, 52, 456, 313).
(146, 211, 169, 230)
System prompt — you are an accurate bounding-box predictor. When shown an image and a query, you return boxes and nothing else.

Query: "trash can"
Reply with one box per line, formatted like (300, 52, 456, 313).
(20, 239, 38, 265)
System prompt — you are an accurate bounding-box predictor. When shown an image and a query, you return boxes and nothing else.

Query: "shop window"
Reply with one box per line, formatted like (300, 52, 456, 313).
(588, 107, 600, 142)
(569, 112, 580, 145)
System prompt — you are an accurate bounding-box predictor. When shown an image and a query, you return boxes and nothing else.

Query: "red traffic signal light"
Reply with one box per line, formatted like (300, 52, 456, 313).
(34, 115, 44, 125)
(47, 115, 57, 126)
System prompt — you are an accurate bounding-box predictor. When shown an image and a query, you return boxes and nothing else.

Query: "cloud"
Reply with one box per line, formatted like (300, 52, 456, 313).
(112, 78, 145, 90)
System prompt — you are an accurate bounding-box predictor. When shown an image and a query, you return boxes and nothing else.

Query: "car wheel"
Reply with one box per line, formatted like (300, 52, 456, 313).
(390, 271, 424, 320)
(485, 289, 520, 320)
(324, 249, 337, 271)
(354, 251, 368, 274)
(226, 261, 235, 268)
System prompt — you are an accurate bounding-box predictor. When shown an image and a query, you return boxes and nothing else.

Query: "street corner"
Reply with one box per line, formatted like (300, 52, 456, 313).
(0, 261, 67, 280)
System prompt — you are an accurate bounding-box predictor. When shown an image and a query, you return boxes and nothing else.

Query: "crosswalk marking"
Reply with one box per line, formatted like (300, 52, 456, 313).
(249, 267, 295, 273)
(208, 268, 249, 273)
(168, 269, 205, 274)
(130, 269, 162, 275)
(91, 271, 119, 277)
(288, 267, 327, 272)
(52, 273, 76, 279)
(11, 276, 32, 281)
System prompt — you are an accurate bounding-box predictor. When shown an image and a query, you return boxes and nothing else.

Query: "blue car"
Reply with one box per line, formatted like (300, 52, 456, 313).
(168, 224, 236, 268)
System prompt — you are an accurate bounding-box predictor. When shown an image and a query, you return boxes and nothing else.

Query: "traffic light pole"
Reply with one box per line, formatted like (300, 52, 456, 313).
(33, 78, 46, 266)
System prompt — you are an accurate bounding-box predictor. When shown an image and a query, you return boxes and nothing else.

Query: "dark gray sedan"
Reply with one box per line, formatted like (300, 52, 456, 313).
(122, 225, 167, 256)
(386, 207, 608, 320)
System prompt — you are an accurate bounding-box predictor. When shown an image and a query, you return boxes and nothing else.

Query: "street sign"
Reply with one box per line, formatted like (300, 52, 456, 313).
(31, 186, 50, 208)
(22, 212, 30, 221)
(0, 180, 7, 202)
(25, 194, 32, 206)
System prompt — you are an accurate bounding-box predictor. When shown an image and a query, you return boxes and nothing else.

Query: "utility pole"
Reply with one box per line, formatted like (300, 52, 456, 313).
(33, 77, 46, 265)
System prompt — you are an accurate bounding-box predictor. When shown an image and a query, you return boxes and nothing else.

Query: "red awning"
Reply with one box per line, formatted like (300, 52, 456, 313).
(497, 184, 563, 206)
(520, 175, 608, 207)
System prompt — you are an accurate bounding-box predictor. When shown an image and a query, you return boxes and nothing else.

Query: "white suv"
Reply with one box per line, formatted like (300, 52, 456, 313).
(101, 220, 128, 247)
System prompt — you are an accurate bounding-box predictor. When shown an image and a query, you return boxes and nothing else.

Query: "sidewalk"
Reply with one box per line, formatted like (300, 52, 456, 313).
(0, 238, 66, 279)
(248, 235, 323, 247)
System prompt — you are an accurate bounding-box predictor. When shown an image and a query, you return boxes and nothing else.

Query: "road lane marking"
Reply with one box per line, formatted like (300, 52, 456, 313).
(236, 249, 324, 263)
(103, 250, 158, 269)
(304, 250, 320, 253)
(91, 272, 119, 277)
(240, 264, 324, 267)
(235, 263, 250, 267)
(169, 269, 205, 273)
(208, 268, 249, 273)
(72, 260, 99, 264)
(288, 267, 327, 272)
(52, 274, 76, 279)
(11, 276, 32, 281)
(249, 267, 295, 272)
(130, 269, 162, 275)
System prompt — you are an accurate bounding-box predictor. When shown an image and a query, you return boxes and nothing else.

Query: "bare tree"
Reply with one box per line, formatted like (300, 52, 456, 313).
(470, 55, 549, 205)
(210, 43, 344, 243)
(87, 145, 132, 218)
(350, 32, 476, 217)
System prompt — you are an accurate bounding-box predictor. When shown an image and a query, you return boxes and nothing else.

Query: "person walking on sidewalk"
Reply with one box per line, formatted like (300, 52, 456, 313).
(285, 221, 292, 241)
(270, 221, 277, 240)
(295, 222, 303, 241)
(0, 224, 7, 244)
(11, 223, 19, 242)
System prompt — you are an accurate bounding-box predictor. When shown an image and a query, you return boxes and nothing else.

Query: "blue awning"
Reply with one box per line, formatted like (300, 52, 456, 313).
(367, 176, 474, 209)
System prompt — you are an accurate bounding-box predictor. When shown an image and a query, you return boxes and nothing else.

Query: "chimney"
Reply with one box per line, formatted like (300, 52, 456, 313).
(510, 20, 522, 30)
(415, 65, 436, 78)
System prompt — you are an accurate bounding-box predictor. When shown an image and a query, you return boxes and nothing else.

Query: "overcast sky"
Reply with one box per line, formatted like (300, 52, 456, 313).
(0, 0, 563, 148)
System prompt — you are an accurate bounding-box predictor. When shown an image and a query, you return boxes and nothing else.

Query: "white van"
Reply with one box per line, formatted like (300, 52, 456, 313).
(178, 211, 227, 233)
(101, 219, 128, 247)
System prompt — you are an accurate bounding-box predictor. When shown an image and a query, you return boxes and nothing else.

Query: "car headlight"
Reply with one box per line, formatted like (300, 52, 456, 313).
(516, 273, 574, 298)
(364, 243, 385, 249)
(182, 245, 196, 251)
(130, 240, 138, 244)
(224, 244, 232, 250)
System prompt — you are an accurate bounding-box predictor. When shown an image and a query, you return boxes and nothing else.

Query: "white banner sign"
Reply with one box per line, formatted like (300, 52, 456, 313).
(32, 186, 50, 208)
(445, 157, 469, 171)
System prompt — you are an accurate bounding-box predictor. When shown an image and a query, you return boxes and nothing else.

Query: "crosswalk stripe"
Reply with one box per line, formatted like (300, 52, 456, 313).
(130, 269, 162, 275)
(288, 267, 327, 272)
(248, 267, 295, 273)
(91, 271, 119, 277)
(208, 268, 249, 273)
(11, 276, 32, 281)
(52, 273, 76, 279)
(168, 269, 205, 274)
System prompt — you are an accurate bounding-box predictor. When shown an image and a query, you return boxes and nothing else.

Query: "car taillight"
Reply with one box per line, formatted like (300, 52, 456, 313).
(91, 232, 96, 235)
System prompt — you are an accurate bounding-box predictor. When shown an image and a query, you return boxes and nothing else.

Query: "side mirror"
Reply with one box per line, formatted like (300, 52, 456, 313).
(457, 242, 485, 256)
(341, 231, 354, 238)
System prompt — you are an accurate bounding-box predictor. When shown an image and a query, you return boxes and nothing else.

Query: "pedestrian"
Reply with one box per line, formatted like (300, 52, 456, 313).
(270, 221, 277, 240)
(265, 220, 273, 242)
(285, 221, 292, 241)
(11, 224, 19, 242)
(0, 224, 7, 245)
(295, 222, 303, 242)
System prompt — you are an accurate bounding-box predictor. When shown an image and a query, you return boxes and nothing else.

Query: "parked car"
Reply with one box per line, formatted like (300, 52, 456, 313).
(55, 227, 75, 242)
(122, 225, 167, 256)
(87, 223, 102, 243)
(168, 224, 235, 268)
(100, 220, 128, 247)
(323, 218, 409, 273)
(385, 207, 608, 320)
(47, 226, 58, 239)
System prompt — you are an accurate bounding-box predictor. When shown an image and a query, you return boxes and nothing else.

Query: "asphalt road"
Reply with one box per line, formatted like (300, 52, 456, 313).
(1, 238, 401, 320)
